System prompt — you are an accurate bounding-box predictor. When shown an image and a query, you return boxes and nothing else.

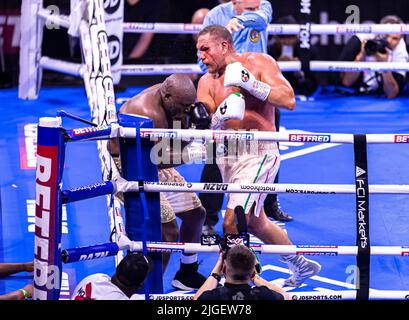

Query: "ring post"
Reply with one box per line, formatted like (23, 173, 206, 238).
(118, 114, 163, 294)
(34, 117, 65, 300)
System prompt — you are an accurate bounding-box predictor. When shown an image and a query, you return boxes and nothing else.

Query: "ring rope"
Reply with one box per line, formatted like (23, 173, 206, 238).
(122, 22, 409, 35)
(121, 61, 409, 75)
(37, 8, 409, 36)
(127, 182, 409, 195)
(39, 59, 409, 77)
(65, 124, 408, 144)
(127, 240, 409, 256)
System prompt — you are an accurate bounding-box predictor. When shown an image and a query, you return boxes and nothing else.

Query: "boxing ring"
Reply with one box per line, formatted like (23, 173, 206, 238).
(8, 0, 409, 300)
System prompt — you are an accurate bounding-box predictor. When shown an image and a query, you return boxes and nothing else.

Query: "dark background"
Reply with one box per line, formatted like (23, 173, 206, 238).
(1, 0, 409, 88)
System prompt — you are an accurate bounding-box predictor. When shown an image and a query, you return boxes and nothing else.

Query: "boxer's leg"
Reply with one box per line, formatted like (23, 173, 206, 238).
(199, 163, 223, 235)
(161, 219, 179, 272)
(171, 206, 207, 290)
(264, 108, 293, 222)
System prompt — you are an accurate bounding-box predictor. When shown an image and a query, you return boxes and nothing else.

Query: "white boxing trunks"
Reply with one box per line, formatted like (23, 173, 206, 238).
(158, 167, 202, 223)
(217, 141, 280, 217)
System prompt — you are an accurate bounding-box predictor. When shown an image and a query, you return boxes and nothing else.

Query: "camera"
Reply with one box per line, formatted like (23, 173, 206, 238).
(222, 234, 250, 254)
(200, 233, 261, 274)
(364, 38, 389, 56)
(200, 233, 250, 256)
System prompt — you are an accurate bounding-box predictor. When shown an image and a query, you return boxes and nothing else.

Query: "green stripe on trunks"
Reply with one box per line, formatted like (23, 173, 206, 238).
(243, 154, 268, 212)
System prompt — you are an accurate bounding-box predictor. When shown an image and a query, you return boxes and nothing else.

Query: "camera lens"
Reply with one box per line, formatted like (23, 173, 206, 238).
(364, 40, 378, 56)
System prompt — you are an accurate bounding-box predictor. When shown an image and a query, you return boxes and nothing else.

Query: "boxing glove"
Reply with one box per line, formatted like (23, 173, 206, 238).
(189, 102, 211, 129)
(210, 92, 245, 130)
(224, 62, 271, 101)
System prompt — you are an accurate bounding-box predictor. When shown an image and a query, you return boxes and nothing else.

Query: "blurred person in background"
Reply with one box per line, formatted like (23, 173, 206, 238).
(339, 15, 408, 99)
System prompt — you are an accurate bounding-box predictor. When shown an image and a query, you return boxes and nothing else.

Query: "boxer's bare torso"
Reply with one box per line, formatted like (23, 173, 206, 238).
(198, 52, 291, 132)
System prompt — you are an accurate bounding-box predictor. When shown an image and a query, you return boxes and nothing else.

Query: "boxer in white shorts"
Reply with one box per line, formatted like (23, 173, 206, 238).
(196, 25, 321, 287)
(218, 141, 280, 217)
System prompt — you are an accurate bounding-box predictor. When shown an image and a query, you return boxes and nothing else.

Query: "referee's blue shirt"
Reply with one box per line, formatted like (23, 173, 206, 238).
(198, 1, 272, 71)
(203, 0, 272, 53)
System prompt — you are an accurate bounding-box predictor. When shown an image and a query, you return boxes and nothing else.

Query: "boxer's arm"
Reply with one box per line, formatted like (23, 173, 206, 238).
(258, 54, 296, 109)
(197, 75, 216, 115)
(224, 56, 295, 109)
(234, 0, 272, 30)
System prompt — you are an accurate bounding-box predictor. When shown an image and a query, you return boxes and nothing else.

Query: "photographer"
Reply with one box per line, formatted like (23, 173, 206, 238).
(194, 244, 289, 300)
(339, 15, 408, 99)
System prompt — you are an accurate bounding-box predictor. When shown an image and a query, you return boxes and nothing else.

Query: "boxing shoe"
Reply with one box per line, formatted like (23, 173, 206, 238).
(282, 255, 321, 287)
(171, 261, 207, 291)
(266, 207, 293, 222)
(265, 199, 293, 222)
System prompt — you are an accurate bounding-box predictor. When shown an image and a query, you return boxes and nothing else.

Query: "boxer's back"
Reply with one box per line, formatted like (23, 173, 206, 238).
(120, 84, 168, 129)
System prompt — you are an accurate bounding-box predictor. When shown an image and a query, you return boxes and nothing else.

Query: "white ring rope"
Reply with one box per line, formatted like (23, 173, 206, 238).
(39, 56, 85, 77)
(113, 126, 408, 144)
(36, 8, 409, 77)
(120, 239, 409, 256)
(40, 59, 409, 76)
(36, 9, 409, 76)
(121, 61, 409, 75)
(37, 7, 70, 29)
(37, 7, 409, 36)
(116, 181, 409, 196)
(120, 22, 409, 35)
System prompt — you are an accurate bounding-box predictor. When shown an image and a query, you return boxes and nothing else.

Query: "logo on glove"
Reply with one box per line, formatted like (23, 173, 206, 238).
(220, 102, 228, 115)
(250, 29, 261, 43)
(241, 69, 250, 82)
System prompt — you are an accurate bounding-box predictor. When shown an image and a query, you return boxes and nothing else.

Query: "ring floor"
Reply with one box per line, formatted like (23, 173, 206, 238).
(1, 86, 408, 299)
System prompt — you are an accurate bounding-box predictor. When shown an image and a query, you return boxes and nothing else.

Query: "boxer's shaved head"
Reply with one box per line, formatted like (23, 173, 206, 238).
(162, 74, 196, 105)
(160, 74, 196, 122)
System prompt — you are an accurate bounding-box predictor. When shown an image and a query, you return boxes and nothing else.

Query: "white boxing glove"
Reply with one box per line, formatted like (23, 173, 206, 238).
(210, 92, 245, 129)
(224, 62, 271, 101)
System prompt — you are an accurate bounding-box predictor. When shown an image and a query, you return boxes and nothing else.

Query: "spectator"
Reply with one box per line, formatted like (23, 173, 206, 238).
(339, 15, 409, 99)
(194, 245, 289, 300)
(198, 1, 293, 238)
(0, 262, 34, 300)
(192, 9, 210, 43)
(71, 252, 151, 300)
(0, 262, 34, 277)
(0, 284, 33, 301)
(268, 15, 319, 96)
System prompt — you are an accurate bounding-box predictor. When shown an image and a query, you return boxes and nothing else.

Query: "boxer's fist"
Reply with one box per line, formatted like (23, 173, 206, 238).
(224, 61, 255, 90)
(224, 62, 271, 101)
(189, 102, 211, 129)
(211, 92, 245, 129)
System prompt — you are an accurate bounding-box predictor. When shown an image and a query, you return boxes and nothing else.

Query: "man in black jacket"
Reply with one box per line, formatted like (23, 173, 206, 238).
(339, 15, 408, 98)
(194, 245, 288, 300)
